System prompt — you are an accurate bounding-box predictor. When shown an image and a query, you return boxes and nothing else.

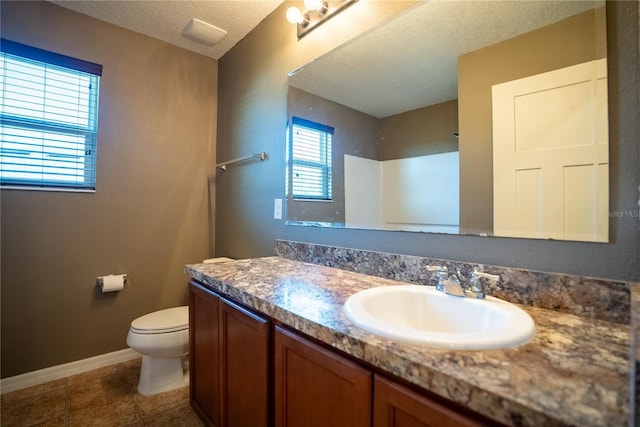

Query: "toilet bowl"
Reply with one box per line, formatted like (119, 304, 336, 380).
(126, 306, 189, 395)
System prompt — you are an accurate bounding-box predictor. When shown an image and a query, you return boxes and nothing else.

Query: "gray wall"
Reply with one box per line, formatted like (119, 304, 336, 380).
(216, 1, 639, 282)
(379, 100, 459, 161)
(1, 1, 217, 377)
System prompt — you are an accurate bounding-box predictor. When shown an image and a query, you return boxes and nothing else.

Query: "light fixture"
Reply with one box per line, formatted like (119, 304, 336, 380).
(181, 18, 227, 47)
(286, 0, 358, 39)
(304, 0, 328, 13)
(286, 7, 308, 25)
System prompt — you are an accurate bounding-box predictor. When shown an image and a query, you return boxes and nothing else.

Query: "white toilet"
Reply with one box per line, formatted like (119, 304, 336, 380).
(126, 306, 189, 395)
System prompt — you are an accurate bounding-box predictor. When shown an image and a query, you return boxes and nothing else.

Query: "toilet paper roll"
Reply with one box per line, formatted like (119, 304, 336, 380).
(100, 274, 125, 292)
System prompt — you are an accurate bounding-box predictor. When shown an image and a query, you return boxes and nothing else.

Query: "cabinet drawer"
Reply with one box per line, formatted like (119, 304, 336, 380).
(220, 298, 270, 427)
(274, 326, 372, 427)
(374, 375, 488, 427)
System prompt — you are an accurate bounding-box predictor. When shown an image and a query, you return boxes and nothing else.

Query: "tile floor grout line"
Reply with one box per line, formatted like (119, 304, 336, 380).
(0, 359, 203, 426)
(127, 363, 146, 426)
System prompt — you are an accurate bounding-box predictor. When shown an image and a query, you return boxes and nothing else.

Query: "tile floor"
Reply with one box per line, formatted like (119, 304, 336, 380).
(0, 358, 204, 426)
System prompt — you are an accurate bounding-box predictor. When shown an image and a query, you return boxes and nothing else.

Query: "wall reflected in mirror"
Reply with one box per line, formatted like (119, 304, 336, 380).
(286, 1, 608, 242)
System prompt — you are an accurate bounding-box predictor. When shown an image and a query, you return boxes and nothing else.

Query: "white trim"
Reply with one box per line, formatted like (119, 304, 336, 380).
(0, 348, 141, 394)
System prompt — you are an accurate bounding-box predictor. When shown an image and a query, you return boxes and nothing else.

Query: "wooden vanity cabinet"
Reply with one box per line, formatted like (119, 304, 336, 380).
(189, 281, 270, 427)
(190, 279, 495, 427)
(274, 325, 372, 427)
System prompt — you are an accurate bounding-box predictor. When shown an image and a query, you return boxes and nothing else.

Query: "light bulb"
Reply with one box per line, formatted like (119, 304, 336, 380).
(286, 7, 304, 24)
(304, 0, 324, 11)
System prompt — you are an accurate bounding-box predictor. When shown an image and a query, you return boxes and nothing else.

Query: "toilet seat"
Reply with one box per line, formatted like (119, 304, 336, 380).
(130, 306, 188, 334)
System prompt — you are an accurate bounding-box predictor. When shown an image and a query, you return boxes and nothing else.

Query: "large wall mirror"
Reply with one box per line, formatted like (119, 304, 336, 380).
(286, 0, 608, 242)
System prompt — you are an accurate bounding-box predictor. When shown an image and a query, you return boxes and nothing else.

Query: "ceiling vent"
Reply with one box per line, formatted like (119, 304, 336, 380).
(181, 18, 227, 46)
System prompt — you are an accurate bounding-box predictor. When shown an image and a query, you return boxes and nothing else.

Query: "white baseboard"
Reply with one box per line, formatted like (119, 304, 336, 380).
(1, 348, 141, 394)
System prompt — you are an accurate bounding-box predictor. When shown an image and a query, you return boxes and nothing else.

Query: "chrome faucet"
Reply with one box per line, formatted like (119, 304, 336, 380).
(441, 270, 466, 297)
(428, 266, 499, 299)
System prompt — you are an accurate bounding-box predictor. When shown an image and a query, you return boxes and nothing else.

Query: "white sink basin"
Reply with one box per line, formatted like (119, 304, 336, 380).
(343, 285, 535, 350)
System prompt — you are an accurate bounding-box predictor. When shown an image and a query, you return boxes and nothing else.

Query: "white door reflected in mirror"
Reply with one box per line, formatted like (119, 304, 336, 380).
(492, 59, 608, 242)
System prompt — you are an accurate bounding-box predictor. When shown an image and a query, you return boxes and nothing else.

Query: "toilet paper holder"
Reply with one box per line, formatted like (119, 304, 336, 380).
(96, 274, 128, 288)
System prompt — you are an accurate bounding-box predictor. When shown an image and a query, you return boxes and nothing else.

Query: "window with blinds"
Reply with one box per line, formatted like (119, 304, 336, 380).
(0, 39, 102, 191)
(289, 117, 333, 200)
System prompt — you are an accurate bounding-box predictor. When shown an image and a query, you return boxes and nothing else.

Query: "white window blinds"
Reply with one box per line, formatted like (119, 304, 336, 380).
(289, 117, 333, 200)
(0, 39, 102, 191)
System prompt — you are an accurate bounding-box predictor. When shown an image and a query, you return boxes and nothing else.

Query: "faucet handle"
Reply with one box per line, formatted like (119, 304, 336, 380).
(470, 270, 500, 295)
(427, 266, 448, 290)
(426, 265, 448, 279)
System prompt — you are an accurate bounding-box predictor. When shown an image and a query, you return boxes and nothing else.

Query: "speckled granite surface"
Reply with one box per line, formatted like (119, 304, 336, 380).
(631, 282, 640, 426)
(275, 240, 631, 324)
(185, 257, 629, 427)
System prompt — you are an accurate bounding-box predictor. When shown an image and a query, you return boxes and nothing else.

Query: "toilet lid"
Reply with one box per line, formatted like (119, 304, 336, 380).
(131, 306, 189, 334)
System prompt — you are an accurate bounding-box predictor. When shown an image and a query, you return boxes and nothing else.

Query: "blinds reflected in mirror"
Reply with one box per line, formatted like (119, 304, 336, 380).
(289, 117, 333, 200)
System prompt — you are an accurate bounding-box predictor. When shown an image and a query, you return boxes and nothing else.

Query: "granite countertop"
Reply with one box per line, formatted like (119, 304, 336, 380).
(186, 257, 630, 427)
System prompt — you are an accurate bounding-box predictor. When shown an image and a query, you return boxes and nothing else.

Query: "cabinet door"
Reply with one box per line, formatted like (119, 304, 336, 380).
(189, 281, 221, 427)
(374, 375, 487, 427)
(274, 326, 372, 427)
(220, 298, 270, 427)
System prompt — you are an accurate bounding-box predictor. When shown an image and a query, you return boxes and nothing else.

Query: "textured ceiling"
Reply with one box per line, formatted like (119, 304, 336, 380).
(289, 1, 604, 118)
(50, 1, 284, 60)
(51, 0, 603, 117)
